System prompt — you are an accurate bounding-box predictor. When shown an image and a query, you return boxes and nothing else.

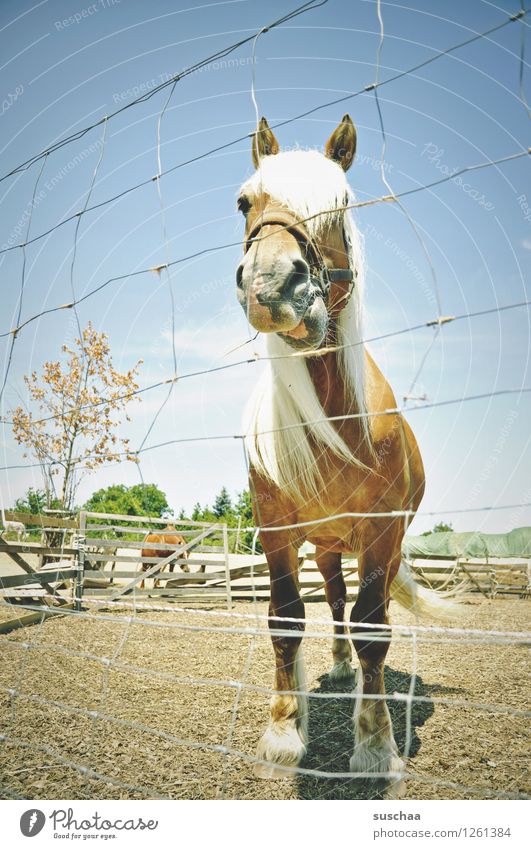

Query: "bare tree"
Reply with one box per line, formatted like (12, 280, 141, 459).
(11, 323, 142, 510)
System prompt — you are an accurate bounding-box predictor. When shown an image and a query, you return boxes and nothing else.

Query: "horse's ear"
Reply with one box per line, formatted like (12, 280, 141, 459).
(325, 114, 357, 171)
(252, 117, 279, 168)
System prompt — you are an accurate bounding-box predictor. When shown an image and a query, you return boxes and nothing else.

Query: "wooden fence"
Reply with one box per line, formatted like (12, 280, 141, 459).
(77, 510, 234, 609)
(0, 510, 79, 632)
(0, 510, 529, 634)
(405, 555, 531, 599)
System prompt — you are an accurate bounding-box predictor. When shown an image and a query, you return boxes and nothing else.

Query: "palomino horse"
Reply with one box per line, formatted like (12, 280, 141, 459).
(237, 116, 452, 781)
(140, 525, 189, 589)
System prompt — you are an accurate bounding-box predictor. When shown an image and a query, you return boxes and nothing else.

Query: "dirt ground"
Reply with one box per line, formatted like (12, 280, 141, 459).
(0, 595, 529, 801)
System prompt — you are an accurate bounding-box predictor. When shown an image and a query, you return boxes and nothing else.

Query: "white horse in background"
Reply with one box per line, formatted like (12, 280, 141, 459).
(0, 506, 27, 541)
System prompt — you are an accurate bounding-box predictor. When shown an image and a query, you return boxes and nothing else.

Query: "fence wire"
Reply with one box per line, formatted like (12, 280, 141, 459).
(0, 0, 529, 803)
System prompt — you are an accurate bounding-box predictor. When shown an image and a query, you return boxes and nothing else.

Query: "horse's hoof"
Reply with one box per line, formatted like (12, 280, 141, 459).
(349, 741, 404, 781)
(329, 658, 355, 681)
(254, 721, 306, 780)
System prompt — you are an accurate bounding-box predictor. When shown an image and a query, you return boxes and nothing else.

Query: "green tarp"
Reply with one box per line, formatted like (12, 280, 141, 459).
(299, 527, 531, 560)
(402, 527, 531, 560)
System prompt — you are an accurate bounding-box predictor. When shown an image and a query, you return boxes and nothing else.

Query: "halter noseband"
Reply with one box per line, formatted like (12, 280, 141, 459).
(244, 206, 356, 312)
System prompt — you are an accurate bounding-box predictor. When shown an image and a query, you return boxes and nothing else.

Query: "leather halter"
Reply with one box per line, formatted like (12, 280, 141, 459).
(244, 206, 356, 312)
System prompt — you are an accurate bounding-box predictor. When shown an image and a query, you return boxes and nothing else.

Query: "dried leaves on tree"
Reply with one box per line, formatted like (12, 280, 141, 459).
(11, 323, 142, 509)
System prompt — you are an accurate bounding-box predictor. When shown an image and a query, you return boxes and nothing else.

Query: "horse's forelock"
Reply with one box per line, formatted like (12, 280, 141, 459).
(241, 149, 350, 238)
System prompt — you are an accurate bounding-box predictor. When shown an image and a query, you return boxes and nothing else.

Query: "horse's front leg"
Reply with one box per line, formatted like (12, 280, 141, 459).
(255, 543, 307, 778)
(350, 529, 403, 780)
(109, 555, 116, 586)
(315, 547, 354, 680)
(154, 561, 163, 590)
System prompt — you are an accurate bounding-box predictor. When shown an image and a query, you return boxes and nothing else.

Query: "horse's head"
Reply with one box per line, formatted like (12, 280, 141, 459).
(236, 115, 357, 349)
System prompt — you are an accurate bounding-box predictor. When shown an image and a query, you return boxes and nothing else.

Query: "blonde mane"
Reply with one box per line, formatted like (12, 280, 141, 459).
(242, 150, 371, 500)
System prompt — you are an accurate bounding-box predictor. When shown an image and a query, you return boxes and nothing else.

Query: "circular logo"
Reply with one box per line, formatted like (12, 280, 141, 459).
(20, 809, 46, 837)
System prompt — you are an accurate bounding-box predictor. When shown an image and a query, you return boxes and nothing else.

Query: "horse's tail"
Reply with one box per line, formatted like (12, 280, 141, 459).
(390, 561, 462, 620)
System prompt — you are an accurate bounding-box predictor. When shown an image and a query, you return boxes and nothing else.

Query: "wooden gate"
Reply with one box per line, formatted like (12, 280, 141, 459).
(0, 511, 78, 632)
(78, 512, 234, 609)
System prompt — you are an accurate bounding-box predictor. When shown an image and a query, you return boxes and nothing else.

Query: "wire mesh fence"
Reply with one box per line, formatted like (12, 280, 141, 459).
(0, 0, 529, 801)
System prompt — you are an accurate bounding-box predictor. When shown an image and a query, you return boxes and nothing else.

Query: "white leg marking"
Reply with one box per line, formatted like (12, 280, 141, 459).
(254, 648, 307, 779)
(254, 717, 307, 778)
(350, 675, 404, 779)
(329, 636, 355, 680)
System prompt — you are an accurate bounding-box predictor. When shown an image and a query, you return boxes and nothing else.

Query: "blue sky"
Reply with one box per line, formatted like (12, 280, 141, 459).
(0, 0, 529, 533)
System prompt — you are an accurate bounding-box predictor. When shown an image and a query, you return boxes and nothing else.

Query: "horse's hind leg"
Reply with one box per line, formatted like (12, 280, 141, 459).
(315, 547, 353, 680)
(255, 541, 307, 778)
(349, 530, 403, 780)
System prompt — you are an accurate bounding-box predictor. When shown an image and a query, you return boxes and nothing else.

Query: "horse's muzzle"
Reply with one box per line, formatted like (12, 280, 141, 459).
(237, 255, 324, 337)
(278, 294, 329, 349)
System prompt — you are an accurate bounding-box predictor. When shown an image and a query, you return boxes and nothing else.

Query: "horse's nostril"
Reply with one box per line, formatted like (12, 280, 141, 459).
(282, 258, 309, 298)
(291, 258, 308, 282)
(236, 264, 244, 289)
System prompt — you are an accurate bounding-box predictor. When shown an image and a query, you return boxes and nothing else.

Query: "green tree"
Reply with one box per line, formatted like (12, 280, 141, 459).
(191, 501, 204, 521)
(179, 488, 261, 552)
(421, 521, 453, 536)
(233, 488, 261, 552)
(14, 487, 58, 514)
(83, 483, 170, 517)
(234, 489, 253, 522)
(128, 483, 170, 517)
(212, 486, 232, 518)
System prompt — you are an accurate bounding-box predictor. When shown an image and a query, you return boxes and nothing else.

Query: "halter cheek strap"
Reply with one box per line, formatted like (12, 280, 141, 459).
(319, 266, 355, 304)
(244, 206, 356, 313)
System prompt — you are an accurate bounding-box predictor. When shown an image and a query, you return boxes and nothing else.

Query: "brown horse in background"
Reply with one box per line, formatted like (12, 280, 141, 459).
(236, 115, 455, 785)
(140, 524, 189, 589)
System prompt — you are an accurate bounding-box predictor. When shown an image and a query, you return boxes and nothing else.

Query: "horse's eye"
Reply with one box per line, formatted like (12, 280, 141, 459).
(237, 196, 251, 215)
